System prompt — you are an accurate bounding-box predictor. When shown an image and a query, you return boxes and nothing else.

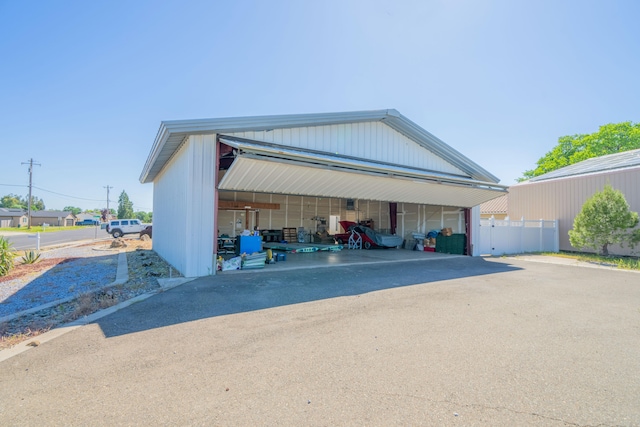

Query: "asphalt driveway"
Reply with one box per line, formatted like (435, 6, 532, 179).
(1, 256, 639, 426)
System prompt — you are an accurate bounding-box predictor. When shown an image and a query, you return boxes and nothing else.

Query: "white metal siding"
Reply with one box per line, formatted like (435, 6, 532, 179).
(225, 121, 466, 176)
(219, 157, 502, 208)
(508, 167, 640, 255)
(153, 135, 216, 276)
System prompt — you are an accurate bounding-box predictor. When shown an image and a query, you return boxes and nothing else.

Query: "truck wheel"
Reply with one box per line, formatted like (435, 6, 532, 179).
(364, 241, 372, 249)
(112, 230, 123, 238)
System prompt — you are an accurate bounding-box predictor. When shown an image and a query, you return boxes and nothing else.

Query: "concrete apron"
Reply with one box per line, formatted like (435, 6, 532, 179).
(219, 247, 463, 274)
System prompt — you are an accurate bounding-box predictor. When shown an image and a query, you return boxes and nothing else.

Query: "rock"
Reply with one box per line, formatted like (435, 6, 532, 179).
(140, 234, 151, 242)
(110, 239, 127, 249)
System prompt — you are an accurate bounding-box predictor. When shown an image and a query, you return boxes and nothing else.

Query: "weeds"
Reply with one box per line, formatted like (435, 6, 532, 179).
(0, 325, 52, 350)
(544, 251, 640, 271)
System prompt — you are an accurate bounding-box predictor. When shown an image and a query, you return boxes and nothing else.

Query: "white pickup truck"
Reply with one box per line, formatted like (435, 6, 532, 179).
(106, 219, 147, 238)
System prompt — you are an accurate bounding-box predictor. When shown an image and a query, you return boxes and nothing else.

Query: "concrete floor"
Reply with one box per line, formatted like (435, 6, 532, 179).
(219, 246, 458, 274)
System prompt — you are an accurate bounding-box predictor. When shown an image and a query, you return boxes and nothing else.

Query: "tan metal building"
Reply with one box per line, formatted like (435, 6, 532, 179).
(508, 149, 640, 255)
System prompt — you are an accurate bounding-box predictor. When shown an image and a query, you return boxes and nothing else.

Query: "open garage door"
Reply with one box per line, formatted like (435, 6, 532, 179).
(218, 137, 506, 208)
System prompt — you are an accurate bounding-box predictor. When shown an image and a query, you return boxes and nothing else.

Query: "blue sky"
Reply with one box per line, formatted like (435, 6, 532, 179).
(1, 0, 638, 212)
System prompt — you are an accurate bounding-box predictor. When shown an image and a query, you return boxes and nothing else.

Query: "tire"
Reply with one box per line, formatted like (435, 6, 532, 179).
(336, 238, 344, 245)
(112, 230, 123, 238)
(364, 241, 372, 249)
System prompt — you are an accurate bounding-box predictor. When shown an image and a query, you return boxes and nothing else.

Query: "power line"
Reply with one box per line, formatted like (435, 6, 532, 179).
(31, 186, 108, 202)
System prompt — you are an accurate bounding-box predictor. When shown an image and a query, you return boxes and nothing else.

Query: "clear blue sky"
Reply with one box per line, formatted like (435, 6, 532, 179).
(1, 0, 638, 212)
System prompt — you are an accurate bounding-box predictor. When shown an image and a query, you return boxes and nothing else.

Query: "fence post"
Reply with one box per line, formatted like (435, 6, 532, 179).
(553, 219, 559, 252)
(491, 216, 497, 255)
(539, 219, 544, 252)
(519, 217, 524, 254)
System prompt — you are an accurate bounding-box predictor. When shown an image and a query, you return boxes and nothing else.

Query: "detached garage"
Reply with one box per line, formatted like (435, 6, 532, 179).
(140, 109, 506, 277)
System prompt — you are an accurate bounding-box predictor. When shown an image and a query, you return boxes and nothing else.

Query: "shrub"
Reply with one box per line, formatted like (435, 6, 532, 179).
(0, 236, 17, 276)
(21, 250, 42, 264)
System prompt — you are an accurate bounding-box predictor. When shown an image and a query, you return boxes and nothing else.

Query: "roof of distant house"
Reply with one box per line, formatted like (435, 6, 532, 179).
(528, 148, 640, 182)
(480, 194, 508, 214)
(30, 210, 73, 218)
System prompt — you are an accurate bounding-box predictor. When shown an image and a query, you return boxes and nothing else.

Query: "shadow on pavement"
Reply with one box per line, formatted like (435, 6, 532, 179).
(96, 256, 521, 338)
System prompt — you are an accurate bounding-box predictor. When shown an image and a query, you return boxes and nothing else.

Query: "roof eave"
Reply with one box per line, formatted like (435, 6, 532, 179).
(139, 109, 500, 184)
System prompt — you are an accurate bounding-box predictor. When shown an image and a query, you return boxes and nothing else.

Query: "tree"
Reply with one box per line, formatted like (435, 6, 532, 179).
(117, 190, 134, 219)
(0, 194, 44, 210)
(568, 185, 640, 256)
(30, 196, 45, 211)
(1, 194, 23, 209)
(63, 206, 82, 215)
(521, 121, 640, 181)
(134, 211, 152, 223)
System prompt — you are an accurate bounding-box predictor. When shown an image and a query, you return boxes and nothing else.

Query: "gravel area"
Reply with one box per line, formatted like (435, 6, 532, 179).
(0, 239, 180, 349)
(0, 245, 118, 318)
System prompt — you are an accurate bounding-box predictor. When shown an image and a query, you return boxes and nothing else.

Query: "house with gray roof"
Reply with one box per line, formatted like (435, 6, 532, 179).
(0, 208, 28, 228)
(29, 211, 76, 227)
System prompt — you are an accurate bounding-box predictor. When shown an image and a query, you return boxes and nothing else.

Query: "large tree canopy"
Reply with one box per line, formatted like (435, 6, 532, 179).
(0, 194, 45, 211)
(521, 121, 640, 181)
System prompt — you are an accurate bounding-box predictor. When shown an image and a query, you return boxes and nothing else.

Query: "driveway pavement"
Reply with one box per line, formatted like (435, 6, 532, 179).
(1, 256, 639, 426)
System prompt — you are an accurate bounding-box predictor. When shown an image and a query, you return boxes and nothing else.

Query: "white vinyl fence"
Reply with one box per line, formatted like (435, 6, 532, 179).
(478, 217, 559, 256)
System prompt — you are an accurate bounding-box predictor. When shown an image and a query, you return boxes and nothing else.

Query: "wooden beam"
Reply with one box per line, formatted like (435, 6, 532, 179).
(218, 200, 280, 210)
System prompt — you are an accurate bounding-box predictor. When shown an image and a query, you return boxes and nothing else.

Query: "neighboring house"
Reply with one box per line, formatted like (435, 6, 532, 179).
(76, 212, 100, 222)
(0, 208, 28, 228)
(140, 109, 507, 277)
(508, 149, 640, 256)
(30, 210, 77, 227)
(479, 194, 508, 220)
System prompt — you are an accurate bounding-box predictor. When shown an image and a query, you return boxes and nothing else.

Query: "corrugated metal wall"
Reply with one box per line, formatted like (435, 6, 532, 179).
(153, 135, 216, 276)
(508, 167, 640, 255)
(225, 121, 466, 176)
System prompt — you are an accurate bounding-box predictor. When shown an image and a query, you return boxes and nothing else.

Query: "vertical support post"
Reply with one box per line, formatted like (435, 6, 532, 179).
(36, 232, 40, 251)
(539, 218, 544, 252)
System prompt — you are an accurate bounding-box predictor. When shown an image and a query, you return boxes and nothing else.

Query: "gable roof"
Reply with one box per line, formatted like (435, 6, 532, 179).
(0, 209, 26, 218)
(529, 148, 640, 182)
(140, 109, 499, 184)
(30, 210, 74, 218)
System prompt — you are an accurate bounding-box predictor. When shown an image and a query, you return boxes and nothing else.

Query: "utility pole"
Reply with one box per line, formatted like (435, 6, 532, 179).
(21, 158, 41, 229)
(104, 185, 113, 218)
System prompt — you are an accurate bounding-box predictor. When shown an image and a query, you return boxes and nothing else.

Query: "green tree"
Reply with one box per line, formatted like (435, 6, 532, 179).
(134, 211, 152, 223)
(568, 185, 640, 256)
(63, 206, 82, 215)
(29, 196, 45, 211)
(1, 194, 23, 209)
(117, 191, 134, 219)
(521, 122, 640, 181)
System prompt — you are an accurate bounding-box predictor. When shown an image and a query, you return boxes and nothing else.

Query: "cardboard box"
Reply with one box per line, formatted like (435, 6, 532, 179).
(441, 228, 453, 237)
(429, 237, 436, 246)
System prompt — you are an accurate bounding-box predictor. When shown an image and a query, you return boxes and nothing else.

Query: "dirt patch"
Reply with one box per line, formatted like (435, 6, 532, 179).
(0, 239, 181, 350)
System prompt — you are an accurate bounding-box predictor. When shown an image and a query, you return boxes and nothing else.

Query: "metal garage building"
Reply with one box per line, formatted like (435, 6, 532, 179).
(508, 148, 640, 256)
(140, 109, 507, 277)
